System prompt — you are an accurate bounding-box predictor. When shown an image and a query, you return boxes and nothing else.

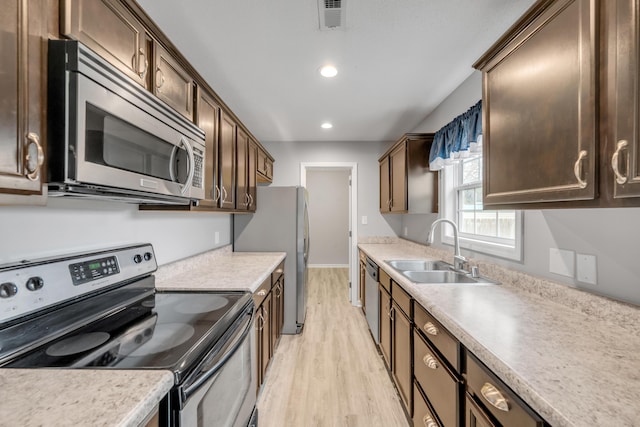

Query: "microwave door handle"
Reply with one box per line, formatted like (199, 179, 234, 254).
(181, 310, 253, 401)
(180, 137, 196, 196)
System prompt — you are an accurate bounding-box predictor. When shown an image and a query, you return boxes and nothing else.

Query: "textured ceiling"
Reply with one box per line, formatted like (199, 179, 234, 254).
(137, 0, 536, 142)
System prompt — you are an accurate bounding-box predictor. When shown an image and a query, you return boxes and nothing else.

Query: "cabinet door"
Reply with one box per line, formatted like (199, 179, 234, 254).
(255, 305, 264, 389)
(379, 156, 390, 212)
(465, 393, 497, 427)
(262, 293, 272, 375)
(479, 0, 597, 206)
(359, 260, 366, 314)
(392, 301, 412, 414)
(390, 142, 407, 212)
(154, 43, 194, 120)
(236, 128, 249, 210)
(608, 0, 640, 199)
(196, 91, 220, 209)
(0, 0, 46, 198)
(379, 284, 392, 369)
(62, 0, 150, 88)
(248, 139, 257, 211)
(219, 111, 237, 209)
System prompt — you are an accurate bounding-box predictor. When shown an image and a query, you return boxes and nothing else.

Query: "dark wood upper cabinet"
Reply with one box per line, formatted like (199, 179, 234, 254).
(257, 146, 273, 183)
(379, 133, 438, 213)
(153, 42, 194, 121)
(235, 127, 249, 210)
(605, 0, 640, 200)
(248, 139, 257, 211)
(0, 0, 47, 202)
(219, 110, 237, 210)
(195, 90, 221, 210)
(475, 0, 597, 207)
(61, 0, 151, 89)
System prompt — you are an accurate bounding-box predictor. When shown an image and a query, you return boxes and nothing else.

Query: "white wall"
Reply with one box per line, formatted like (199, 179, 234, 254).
(406, 71, 640, 306)
(262, 140, 402, 237)
(306, 169, 350, 266)
(0, 198, 230, 266)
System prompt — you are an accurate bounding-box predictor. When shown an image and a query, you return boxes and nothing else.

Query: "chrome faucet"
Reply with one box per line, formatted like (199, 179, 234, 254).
(427, 218, 468, 272)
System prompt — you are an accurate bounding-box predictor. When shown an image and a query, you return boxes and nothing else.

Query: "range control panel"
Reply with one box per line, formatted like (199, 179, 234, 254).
(69, 256, 120, 286)
(0, 244, 156, 324)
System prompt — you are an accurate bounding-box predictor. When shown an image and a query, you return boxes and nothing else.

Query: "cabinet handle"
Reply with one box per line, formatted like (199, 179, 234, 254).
(135, 48, 148, 79)
(274, 285, 281, 297)
(480, 382, 510, 412)
(257, 312, 265, 331)
(249, 194, 254, 208)
(612, 140, 629, 185)
(422, 415, 438, 427)
(24, 132, 44, 181)
(256, 290, 267, 297)
(389, 305, 395, 320)
(212, 185, 221, 202)
(573, 150, 588, 189)
(156, 68, 165, 90)
(423, 353, 438, 370)
(263, 307, 268, 321)
(423, 321, 439, 336)
(221, 186, 228, 203)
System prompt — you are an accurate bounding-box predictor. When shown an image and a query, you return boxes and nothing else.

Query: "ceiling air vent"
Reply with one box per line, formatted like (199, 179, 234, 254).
(318, 0, 346, 30)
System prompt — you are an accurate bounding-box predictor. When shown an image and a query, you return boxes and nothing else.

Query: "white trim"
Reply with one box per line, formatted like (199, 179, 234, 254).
(440, 163, 524, 262)
(301, 162, 359, 306)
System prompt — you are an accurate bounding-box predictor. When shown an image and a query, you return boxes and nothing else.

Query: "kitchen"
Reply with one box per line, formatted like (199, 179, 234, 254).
(1, 0, 640, 426)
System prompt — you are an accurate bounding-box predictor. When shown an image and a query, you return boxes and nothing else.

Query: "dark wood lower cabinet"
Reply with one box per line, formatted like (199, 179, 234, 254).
(392, 301, 412, 415)
(414, 382, 442, 427)
(465, 393, 497, 427)
(378, 284, 392, 369)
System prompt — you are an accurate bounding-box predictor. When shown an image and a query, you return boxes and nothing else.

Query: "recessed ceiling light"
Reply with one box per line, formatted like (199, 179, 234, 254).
(321, 122, 333, 129)
(320, 65, 338, 78)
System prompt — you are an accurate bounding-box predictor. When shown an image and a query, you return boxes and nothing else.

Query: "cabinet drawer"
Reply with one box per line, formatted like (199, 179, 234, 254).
(253, 277, 271, 308)
(413, 381, 441, 427)
(379, 268, 391, 293)
(465, 352, 545, 427)
(392, 280, 411, 317)
(414, 331, 460, 427)
(414, 303, 460, 372)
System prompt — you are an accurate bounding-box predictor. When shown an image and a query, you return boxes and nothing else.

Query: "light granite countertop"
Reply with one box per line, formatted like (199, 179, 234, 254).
(0, 369, 173, 427)
(359, 238, 640, 427)
(154, 245, 286, 292)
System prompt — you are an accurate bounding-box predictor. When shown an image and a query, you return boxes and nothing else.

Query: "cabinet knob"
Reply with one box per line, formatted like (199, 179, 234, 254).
(134, 48, 148, 79)
(155, 68, 165, 90)
(422, 415, 438, 427)
(423, 321, 439, 336)
(480, 382, 510, 412)
(256, 289, 267, 297)
(423, 353, 438, 370)
(612, 140, 629, 185)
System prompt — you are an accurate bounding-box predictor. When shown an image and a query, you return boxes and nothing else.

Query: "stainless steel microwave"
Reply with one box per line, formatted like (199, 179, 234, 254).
(47, 40, 205, 204)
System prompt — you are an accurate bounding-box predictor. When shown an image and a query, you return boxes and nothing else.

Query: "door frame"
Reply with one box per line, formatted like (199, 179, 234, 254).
(300, 162, 358, 306)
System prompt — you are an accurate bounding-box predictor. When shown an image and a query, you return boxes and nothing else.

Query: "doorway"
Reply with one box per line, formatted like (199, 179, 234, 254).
(301, 162, 358, 306)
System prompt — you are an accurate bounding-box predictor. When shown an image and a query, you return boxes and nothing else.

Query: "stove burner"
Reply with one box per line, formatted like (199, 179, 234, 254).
(175, 297, 229, 314)
(45, 332, 111, 357)
(128, 323, 195, 356)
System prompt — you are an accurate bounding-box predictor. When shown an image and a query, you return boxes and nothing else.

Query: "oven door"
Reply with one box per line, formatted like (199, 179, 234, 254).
(70, 71, 204, 200)
(177, 305, 257, 427)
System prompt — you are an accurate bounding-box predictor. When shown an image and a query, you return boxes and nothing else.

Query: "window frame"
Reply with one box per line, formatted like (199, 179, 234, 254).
(440, 157, 524, 262)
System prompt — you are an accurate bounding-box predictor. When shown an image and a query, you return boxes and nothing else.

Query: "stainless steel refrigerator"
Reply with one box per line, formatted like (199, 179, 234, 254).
(233, 186, 309, 334)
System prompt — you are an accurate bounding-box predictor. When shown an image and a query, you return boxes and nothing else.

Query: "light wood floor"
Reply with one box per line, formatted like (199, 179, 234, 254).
(257, 268, 410, 427)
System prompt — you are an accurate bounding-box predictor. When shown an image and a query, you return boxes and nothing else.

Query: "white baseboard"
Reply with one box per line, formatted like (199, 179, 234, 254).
(308, 264, 349, 268)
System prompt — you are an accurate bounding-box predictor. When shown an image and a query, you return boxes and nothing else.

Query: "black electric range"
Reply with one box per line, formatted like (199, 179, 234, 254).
(0, 244, 258, 427)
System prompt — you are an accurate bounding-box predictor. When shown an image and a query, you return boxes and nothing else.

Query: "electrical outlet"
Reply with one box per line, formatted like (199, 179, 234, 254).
(361, 216, 368, 225)
(404, 227, 408, 236)
(214, 231, 220, 244)
(576, 253, 597, 285)
(549, 248, 575, 278)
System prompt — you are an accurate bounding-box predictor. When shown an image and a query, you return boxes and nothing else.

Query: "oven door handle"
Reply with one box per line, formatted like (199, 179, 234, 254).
(181, 308, 254, 402)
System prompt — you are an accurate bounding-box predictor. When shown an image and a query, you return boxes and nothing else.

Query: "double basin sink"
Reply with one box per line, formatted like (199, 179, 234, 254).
(385, 259, 497, 285)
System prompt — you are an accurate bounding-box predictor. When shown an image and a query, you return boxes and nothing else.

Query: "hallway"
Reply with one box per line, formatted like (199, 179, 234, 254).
(257, 268, 410, 427)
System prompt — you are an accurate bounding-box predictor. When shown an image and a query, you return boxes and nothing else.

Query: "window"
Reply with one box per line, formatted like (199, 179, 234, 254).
(441, 156, 523, 261)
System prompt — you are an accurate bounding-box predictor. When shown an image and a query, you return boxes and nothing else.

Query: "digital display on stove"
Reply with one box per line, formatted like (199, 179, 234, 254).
(69, 256, 120, 286)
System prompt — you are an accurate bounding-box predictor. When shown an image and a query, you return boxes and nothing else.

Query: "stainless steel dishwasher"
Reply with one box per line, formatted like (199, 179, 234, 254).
(364, 256, 380, 343)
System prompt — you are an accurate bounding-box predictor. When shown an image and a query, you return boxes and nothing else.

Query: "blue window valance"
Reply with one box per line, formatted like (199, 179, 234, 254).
(429, 100, 482, 171)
